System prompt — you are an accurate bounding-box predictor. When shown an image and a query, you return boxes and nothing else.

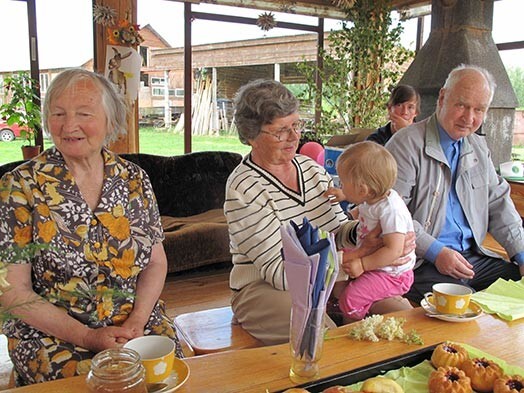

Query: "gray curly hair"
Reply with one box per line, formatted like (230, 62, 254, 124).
(233, 79, 299, 145)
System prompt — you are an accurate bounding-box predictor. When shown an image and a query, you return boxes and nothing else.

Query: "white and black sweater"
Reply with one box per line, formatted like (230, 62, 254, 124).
(225, 154, 357, 291)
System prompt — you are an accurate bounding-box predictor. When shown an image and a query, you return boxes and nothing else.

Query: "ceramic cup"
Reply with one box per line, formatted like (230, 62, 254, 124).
(424, 283, 473, 315)
(123, 335, 175, 384)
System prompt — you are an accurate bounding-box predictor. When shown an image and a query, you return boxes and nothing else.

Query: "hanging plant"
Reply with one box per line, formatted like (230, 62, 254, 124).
(298, 0, 414, 135)
(331, 0, 356, 9)
(256, 12, 277, 32)
(93, 3, 117, 26)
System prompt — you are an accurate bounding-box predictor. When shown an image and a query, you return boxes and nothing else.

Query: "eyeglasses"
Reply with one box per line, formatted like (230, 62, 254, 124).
(260, 119, 305, 142)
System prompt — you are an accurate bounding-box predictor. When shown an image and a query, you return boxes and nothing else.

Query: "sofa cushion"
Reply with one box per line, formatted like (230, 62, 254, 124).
(161, 209, 230, 273)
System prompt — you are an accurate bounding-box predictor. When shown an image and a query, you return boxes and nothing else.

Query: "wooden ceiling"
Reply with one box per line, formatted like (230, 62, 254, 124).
(171, 0, 432, 20)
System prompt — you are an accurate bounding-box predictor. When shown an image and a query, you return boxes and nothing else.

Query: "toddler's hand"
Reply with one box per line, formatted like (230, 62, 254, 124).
(342, 257, 364, 279)
(324, 187, 346, 203)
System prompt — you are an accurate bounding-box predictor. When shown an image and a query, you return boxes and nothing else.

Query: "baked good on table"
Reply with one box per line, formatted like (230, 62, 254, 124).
(282, 389, 310, 393)
(428, 366, 472, 393)
(322, 386, 353, 392)
(460, 357, 504, 392)
(360, 376, 404, 392)
(431, 342, 469, 368)
(493, 374, 524, 392)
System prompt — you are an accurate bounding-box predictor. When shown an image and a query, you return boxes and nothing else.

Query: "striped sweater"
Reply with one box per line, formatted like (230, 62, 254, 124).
(225, 154, 355, 291)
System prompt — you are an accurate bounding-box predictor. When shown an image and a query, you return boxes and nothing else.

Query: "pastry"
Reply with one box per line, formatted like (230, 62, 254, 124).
(428, 366, 472, 393)
(322, 386, 353, 393)
(431, 342, 469, 368)
(493, 375, 524, 392)
(460, 357, 504, 392)
(360, 376, 403, 392)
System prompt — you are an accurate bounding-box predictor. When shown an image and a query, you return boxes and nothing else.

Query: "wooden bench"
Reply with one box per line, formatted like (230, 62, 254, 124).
(480, 180, 524, 260)
(174, 306, 263, 355)
(482, 233, 509, 259)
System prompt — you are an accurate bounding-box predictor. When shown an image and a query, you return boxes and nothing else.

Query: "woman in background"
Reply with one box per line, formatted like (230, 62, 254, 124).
(366, 85, 420, 145)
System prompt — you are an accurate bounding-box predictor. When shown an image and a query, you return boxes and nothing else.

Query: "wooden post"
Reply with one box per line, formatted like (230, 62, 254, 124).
(26, 0, 43, 150)
(93, 0, 139, 154)
(184, 2, 192, 154)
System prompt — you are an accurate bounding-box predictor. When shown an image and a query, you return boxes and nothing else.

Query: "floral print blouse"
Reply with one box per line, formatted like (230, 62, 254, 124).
(0, 147, 169, 339)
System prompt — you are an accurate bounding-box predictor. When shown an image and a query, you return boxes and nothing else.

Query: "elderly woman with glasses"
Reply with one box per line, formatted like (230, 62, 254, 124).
(225, 79, 414, 345)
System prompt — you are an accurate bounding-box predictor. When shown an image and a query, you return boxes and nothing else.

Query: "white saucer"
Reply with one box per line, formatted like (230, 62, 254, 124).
(420, 296, 483, 323)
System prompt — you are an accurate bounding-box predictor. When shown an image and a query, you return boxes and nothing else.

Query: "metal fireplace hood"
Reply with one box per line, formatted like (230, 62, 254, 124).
(400, 0, 518, 166)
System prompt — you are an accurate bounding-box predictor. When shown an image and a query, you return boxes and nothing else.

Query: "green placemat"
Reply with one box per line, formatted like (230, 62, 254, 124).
(347, 343, 524, 393)
(471, 278, 524, 321)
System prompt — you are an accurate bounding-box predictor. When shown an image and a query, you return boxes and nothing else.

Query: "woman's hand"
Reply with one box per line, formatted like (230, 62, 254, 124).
(344, 226, 416, 262)
(354, 224, 383, 258)
(119, 313, 149, 340)
(82, 326, 136, 352)
(389, 111, 412, 132)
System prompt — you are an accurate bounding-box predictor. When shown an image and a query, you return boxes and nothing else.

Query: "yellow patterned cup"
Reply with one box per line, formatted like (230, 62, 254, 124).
(424, 283, 472, 315)
(124, 335, 175, 383)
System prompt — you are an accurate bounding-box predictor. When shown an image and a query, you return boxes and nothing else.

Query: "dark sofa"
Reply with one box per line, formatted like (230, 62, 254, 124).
(0, 150, 243, 274)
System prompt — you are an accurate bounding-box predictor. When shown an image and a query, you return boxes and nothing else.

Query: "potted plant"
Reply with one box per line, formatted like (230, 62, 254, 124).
(0, 72, 42, 159)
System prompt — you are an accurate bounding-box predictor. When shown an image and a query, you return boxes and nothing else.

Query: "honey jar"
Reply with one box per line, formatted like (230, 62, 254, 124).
(86, 348, 148, 393)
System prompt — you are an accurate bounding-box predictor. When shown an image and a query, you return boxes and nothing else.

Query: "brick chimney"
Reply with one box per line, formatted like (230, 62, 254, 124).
(400, 0, 518, 167)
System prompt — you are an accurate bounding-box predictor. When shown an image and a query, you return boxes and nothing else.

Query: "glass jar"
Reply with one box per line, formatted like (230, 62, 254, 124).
(86, 348, 148, 393)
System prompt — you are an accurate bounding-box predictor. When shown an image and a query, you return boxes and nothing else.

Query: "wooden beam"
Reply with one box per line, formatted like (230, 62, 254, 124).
(184, 2, 192, 154)
(94, 0, 140, 154)
(26, 0, 43, 149)
(169, 0, 347, 19)
(315, 18, 323, 126)
(496, 41, 524, 51)
(168, 0, 433, 19)
(192, 11, 320, 32)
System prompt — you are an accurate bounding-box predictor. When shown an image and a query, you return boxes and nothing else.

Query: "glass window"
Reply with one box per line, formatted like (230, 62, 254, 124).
(151, 77, 166, 85)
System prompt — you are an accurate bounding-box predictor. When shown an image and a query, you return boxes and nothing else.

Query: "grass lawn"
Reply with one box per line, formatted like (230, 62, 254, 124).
(3, 128, 524, 166)
(512, 146, 524, 161)
(0, 128, 251, 165)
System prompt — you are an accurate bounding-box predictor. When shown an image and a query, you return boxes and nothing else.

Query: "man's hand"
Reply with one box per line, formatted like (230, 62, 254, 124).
(435, 247, 475, 279)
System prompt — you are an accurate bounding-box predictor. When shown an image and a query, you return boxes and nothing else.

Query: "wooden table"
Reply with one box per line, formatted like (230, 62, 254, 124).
(509, 180, 524, 219)
(2, 307, 523, 392)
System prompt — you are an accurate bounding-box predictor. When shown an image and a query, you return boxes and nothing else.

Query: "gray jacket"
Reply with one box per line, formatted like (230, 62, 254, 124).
(386, 114, 524, 266)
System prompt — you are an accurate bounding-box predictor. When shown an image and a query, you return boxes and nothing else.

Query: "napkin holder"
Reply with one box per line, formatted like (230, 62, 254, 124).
(500, 161, 524, 179)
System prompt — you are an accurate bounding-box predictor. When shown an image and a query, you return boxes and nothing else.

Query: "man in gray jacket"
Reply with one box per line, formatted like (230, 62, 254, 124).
(387, 64, 524, 304)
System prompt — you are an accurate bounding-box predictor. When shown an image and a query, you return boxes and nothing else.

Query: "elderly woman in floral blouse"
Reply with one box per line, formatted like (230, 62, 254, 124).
(0, 68, 181, 386)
